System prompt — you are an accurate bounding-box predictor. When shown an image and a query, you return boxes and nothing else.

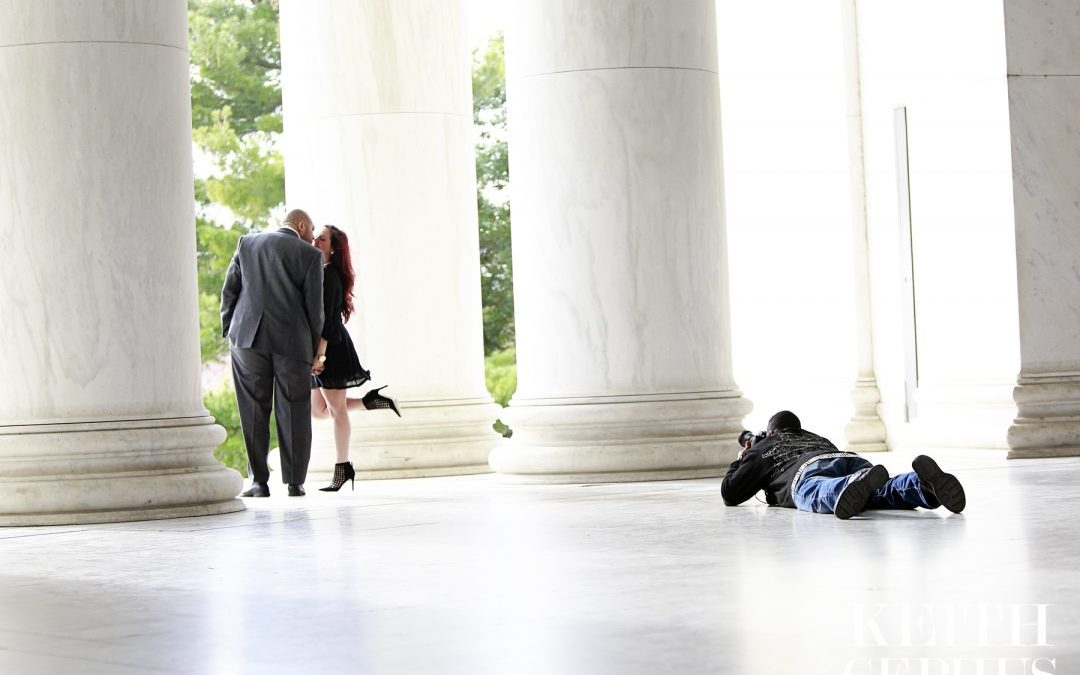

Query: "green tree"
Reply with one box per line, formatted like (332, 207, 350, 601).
(473, 34, 515, 356)
(196, 220, 242, 360)
(189, 0, 283, 472)
(473, 34, 516, 434)
(485, 347, 516, 437)
(189, 0, 284, 365)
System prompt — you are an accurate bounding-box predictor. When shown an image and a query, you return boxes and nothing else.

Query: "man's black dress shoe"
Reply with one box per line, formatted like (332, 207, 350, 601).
(240, 482, 270, 498)
(288, 484, 306, 497)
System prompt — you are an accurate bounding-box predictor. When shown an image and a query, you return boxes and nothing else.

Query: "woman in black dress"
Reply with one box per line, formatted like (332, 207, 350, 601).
(310, 225, 399, 492)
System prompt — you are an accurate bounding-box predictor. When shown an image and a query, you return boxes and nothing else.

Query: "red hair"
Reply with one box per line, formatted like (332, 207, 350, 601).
(325, 225, 356, 323)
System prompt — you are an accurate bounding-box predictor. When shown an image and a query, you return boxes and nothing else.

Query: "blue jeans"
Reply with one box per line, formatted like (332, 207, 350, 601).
(792, 456, 938, 514)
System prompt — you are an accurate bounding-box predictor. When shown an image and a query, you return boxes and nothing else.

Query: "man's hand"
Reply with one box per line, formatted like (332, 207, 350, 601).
(737, 440, 752, 461)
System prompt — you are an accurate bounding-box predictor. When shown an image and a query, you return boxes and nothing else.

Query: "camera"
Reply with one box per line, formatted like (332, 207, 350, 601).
(738, 430, 767, 447)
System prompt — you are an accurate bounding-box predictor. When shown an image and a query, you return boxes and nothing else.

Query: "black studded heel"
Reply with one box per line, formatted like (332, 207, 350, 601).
(319, 461, 356, 492)
(362, 385, 401, 417)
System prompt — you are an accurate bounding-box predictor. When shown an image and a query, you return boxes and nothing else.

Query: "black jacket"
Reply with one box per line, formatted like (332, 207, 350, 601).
(220, 228, 324, 362)
(721, 429, 853, 509)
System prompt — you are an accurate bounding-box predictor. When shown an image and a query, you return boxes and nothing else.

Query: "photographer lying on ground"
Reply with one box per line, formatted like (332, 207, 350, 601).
(721, 410, 966, 519)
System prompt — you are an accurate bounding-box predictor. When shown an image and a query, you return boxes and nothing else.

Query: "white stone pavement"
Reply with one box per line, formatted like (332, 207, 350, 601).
(0, 450, 1076, 674)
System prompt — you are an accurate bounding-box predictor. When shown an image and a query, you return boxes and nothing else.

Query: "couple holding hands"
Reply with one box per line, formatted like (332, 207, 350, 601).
(220, 209, 399, 498)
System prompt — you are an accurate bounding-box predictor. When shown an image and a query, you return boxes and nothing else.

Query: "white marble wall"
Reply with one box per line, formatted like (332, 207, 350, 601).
(490, 0, 750, 482)
(715, 0, 861, 445)
(279, 0, 500, 477)
(0, 0, 242, 524)
(855, 0, 1021, 451)
(1005, 0, 1080, 457)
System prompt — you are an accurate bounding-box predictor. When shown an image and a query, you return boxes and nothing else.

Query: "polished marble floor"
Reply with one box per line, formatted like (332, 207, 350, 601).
(1, 450, 1077, 674)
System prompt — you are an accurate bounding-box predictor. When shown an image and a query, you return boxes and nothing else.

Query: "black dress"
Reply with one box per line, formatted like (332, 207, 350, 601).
(311, 262, 370, 390)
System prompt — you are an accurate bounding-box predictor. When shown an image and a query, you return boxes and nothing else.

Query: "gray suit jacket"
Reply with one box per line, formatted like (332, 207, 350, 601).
(220, 228, 325, 362)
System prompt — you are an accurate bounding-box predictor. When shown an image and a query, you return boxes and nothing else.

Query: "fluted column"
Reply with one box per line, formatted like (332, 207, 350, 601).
(0, 0, 243, 525)
(279, 0, 500, 478)
(1005, 0, 1080, 458)
(840, 0, 887, 453)
(489, 0, 751, 483)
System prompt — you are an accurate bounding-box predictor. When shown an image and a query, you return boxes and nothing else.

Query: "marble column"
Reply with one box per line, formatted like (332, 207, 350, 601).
(279, 0, 500, 478)
(840, 0, 887, 453)
(0, 1, 243, 524)
(1005, 0, 1080, 458)
(489, 0, 751, 483)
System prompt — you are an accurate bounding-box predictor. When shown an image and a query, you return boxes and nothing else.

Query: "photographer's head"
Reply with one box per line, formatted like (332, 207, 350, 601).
(767, 410, 801, 434)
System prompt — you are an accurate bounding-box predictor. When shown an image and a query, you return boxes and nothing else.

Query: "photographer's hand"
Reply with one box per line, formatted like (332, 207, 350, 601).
(737, 441, 751, 461)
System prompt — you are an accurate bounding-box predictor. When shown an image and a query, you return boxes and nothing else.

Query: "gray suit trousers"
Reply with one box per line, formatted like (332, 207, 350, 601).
(231, 347, 313, 485)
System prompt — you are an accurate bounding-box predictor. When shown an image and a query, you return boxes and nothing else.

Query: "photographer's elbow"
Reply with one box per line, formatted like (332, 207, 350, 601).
(720, 484, 744, 506)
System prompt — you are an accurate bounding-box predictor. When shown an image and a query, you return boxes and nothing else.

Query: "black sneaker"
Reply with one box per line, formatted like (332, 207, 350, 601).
(912, 455, 966, 513)
(834, 465, 889, 520)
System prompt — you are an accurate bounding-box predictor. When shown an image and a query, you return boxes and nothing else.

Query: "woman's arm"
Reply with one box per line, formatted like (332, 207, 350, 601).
(311, 337, 327, 375)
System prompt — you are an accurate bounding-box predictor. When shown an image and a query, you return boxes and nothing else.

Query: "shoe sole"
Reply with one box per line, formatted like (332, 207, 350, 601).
(834, 465, 890, 520)
(912, 455, 966, 513)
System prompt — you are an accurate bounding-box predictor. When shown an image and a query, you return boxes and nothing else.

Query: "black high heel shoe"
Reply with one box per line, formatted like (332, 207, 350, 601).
(319, 461, 356, 492)
(362, 385, 401, 417)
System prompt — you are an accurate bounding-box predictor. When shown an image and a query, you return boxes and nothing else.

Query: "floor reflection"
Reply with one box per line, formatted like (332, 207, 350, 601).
(0, 456, 1077, 673)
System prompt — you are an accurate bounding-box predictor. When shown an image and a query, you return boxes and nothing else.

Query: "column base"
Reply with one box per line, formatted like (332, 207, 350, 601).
(0, 500, 245, 527)
(306, 398, 502, 480)
(1008, 373, 1080, 459)
(845, 433, 887, 454)
(0, 416, 244, 526)
(489, 392, 752, 484)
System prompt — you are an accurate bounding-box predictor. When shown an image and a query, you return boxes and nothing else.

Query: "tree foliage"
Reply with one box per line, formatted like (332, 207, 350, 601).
(473, 34, 515, 356)
(189, 0, 281, 137)
(189, 0, 283, 473)
(485, 347, 516, 437)
(189, 0, 284, 364)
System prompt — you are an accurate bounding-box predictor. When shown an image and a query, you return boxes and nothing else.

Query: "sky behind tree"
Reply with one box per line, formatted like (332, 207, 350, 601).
(465, 0, 505, 48)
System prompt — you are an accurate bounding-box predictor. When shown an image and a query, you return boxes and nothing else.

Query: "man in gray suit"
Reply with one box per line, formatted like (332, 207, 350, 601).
(221, 209, 326, 497)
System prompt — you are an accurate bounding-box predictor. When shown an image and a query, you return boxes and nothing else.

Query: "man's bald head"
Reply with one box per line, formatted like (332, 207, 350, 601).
(283, 209, 314, 243)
